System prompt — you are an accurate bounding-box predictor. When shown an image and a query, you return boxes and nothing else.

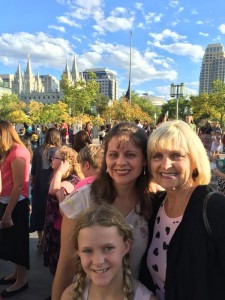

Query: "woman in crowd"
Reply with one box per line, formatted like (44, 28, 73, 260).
(61, 204, 157, 300)
(84, 121, 93, 142)
(72, 130, 92, 153)
(42, 146, 83, 276)
(52, 123, 152, 300)
(0, 121, 30, 298)
(156, 113, 167, 128)
(29, 128, 61, 249)
(199, 119, 213, 153)
(139, 120, 225, 300)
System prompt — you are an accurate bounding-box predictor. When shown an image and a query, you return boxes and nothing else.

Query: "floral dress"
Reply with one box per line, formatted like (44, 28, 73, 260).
(42, 175, 80, 275)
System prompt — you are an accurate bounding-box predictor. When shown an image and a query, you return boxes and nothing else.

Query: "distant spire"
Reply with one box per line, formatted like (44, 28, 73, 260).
(71, 54, 79, 82)
(62, 59, 72, 82)
(15, 62, 22, 80)
(25, 54, 33, 76)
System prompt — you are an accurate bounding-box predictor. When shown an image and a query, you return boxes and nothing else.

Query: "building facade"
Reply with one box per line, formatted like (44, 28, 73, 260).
(0, 77, 12, 98)
(199, 43, 225, 94)
(83, 68, 118, 100)
(0, 55, 118, 103)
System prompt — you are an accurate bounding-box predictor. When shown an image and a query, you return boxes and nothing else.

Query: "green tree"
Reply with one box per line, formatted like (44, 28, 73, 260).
(94, 93, 110, 115)
(60, 73, 99, 114)
(0, 94, 26, 121)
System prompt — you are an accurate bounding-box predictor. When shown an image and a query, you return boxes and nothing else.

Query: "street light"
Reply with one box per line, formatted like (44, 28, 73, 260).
(170, 83, 185, 120)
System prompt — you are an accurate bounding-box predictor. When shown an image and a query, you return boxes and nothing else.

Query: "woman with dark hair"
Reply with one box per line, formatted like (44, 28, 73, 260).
(29, 128, 61, 248)
(72, 130, 92, 153)
(0, 121, 30, 298)
(52, 123, 152, 300)
(156, 113, 168, 128)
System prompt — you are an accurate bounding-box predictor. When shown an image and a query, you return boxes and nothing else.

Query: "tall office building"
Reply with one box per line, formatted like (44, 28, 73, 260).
(199, 43, 225, 94)
(83, 68, 118, 100)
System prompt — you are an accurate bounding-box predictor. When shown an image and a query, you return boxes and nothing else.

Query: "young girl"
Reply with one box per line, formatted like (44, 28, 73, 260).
(60, 204, 157, 300)
(42, 146, 83, 275)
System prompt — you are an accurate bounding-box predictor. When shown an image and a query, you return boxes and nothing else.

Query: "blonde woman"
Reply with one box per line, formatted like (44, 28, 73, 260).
(139, 120, 225, 300)
(0, 121, 30, 298)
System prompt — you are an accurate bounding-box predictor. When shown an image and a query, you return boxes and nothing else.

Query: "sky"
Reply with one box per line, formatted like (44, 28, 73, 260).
(1, 0, 225, 100)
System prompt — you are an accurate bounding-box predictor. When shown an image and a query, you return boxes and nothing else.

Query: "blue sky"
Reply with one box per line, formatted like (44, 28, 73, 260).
(0, 0, 225, 99)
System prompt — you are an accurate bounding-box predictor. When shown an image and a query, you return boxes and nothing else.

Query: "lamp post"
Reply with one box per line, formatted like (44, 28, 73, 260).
(170, 83, 184, 120)
(108, 100, 113, 124)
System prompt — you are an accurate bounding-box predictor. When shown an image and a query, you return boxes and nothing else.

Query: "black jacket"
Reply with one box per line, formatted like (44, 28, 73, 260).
(139, 185, 225, 300)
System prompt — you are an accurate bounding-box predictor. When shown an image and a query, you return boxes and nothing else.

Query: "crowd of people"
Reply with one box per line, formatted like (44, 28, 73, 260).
(0, 117, 225, 300)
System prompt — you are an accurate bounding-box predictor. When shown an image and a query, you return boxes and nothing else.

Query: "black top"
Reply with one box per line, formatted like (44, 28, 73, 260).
(139, 185, 225, 300)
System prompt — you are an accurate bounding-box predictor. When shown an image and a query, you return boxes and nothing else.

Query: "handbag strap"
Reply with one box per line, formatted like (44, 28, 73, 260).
(203, 192, 214, 239)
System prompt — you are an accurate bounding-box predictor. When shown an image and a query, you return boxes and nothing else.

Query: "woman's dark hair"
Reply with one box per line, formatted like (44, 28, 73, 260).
(156, 113, 167, 125)
(43, 128, 61, 149)
(73, 130, 92, 152)
(91, 122, 152, 221)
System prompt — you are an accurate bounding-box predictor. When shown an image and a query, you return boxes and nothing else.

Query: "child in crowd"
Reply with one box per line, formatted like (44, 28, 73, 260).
(60, 204, 157, 300)
(211, 130, 223, 156)
(76, 144, 103, 189)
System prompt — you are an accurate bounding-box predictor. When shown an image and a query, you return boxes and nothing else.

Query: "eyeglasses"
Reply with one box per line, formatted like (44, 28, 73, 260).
(52, 156, 63, 161)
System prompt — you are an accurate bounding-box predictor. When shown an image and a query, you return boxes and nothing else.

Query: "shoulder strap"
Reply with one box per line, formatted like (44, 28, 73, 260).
(203, 192, 214, 239)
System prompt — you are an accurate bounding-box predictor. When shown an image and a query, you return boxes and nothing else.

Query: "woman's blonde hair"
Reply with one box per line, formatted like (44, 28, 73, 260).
(72, 204, 134, 300)
(147, 120, 211, 185)
(0, 120, 25, 162)
(58, 146, 83, 180)
(77, 144, 103, 172)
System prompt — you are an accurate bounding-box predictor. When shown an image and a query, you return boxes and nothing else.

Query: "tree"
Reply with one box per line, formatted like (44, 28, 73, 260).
(94, 93, 110, 115)
(0, 94, 26, 121)
(102, 99, 151, 123)
(209, 80, 225, 123)
(60, 73, 99, 114)
(189, 80, 225, 124)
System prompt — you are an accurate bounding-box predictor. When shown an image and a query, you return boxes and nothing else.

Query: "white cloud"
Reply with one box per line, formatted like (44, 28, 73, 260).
(145, 12, 163, 24)
(87, 41, 177, 83)
(169, 1, 179, 8)
(111, 7, 126, 16)
(218, 24, 225, 34)
(199, 32, 209, 37)
(196, 20, 204, 25)
(152, 41, 204, 62)
(93, 15, 134, 34)
(137, 22, 144, 28)
(0, 32, 74, 70)
(72, 35, 82, 43)
(149, 29, 186, 42)
(48, 25, 65, 33)
(135, 2, 143, 10)
(57, 16, 80, 27)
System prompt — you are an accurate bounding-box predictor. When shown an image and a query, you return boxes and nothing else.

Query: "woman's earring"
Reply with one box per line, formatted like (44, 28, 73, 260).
(143, 166, 146, 175)
(192, 168, 198, 178)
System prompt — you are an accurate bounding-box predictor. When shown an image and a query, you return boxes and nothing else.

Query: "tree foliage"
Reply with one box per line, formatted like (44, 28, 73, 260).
(102, 99, 151, 123)
(60, 73, 99, 114)
(190, 80, 225, 124)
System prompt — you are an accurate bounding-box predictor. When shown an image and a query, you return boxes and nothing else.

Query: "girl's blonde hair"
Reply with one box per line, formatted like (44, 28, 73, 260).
(72, 204, 134, 300)
(147, 120, 211, 185)
(58, 146, 83, 180)
(77, 144, 103, 172)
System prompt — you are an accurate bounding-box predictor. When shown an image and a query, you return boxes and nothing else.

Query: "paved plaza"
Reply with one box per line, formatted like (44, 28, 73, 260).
(0, 232, 53, 300)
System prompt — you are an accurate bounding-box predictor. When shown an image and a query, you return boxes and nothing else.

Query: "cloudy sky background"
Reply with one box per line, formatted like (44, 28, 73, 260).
(0, 0, 225, 99)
